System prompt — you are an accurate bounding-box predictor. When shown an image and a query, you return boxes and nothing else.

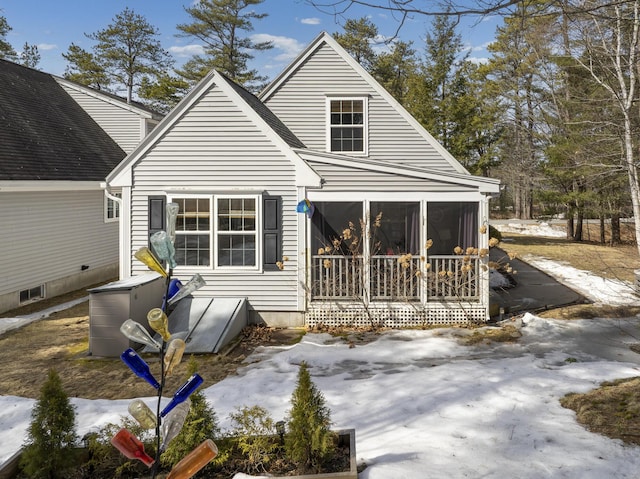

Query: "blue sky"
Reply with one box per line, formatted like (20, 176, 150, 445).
(0, 0, 499, 80)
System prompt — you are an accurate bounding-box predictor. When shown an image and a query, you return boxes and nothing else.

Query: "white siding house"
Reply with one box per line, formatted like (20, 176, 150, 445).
(107, 32, 500, 328)
(0, 59, 161, 314)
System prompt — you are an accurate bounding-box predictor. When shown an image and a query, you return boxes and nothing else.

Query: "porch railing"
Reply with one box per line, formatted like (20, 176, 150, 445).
(310, 254, 480, 302)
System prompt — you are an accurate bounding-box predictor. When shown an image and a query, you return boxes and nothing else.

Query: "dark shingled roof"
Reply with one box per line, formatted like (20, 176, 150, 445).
(0, 59, 126, 181)
(220, 73, 306, 149)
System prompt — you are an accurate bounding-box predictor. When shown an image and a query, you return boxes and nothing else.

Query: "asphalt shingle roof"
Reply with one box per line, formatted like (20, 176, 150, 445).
(0, 59, 126, 181)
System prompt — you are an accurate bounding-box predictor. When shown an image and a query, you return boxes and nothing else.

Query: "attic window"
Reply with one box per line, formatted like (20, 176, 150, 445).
(327, 97, 368, 155)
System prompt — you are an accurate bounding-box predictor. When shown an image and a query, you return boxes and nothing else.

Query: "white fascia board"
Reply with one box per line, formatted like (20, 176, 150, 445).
(295, 149, 500, 193)
(259, 31, 327, 101)
(106, 70, 220, 188)
(308, 191, 485, 202)
(0, 181, 102, 192)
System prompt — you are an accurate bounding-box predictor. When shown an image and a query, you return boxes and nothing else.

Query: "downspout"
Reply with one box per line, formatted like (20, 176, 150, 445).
(103, 184, 122, 207)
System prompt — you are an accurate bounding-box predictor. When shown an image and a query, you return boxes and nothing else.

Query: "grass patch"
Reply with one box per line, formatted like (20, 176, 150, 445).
(462, 324, 522, 345)
(500, 233, 640, 283)
(561, 377, 640, 446)
(537, 304, 640, 320)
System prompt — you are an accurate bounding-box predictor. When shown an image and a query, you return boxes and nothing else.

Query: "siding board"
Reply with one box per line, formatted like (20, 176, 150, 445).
(130, 82, 300, 312)
(264, 43, 458, 171)
(58, 83, 144, 153)
(0, 191, 118, 294)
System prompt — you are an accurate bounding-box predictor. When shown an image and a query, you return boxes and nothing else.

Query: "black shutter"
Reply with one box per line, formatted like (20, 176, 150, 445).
(148, 196, 166, 255)
(263, 195, 282, 270)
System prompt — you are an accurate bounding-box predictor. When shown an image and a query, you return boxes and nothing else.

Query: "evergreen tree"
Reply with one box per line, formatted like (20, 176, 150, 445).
(19, 42, 40, 68)
(20, 369, 78, 479)
(0, 15, 17, 61)
(285, 362, 334, 473)
(138, 74, 191, 114)
(176, 0, 272, 90)
(62, 43, 110, 90)
(334, 17, 379, 71)
(481, 2, 550, 219)
(161, 356, 221, 475)
(86, 7, 174, 102)
(371, 40, 417, 104)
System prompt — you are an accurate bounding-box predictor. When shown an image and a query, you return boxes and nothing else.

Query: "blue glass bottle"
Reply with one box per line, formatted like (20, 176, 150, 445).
(160, 373, 203, 417)
(120, 348, 160, 389)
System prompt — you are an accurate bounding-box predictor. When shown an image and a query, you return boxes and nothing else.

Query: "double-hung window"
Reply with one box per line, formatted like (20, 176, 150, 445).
(171, 195, 259, 269)
(216, 197, 257, 268)
(327, 97, 368, 155)
(173, 197, 211, 267)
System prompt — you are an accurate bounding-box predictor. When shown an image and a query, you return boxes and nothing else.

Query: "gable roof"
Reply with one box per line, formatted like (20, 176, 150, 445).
(107, 69, 320, 187)
(0, 59, 126, 181)
(259, 32, 470, 176)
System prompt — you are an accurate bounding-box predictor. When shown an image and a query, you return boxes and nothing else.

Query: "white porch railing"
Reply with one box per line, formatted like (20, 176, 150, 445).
(310, 254, 480, 302)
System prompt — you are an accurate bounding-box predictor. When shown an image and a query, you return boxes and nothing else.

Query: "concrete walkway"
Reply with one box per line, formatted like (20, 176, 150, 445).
(490, 248, 586, 318)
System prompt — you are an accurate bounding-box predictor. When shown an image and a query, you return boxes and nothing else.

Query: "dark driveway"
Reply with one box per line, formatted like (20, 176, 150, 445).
(490, 247, 586, 318)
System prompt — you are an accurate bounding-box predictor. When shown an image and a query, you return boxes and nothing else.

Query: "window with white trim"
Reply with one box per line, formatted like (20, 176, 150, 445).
(170, 195, 260, 269)
(327, 97, 367, 154)
(216, 197, 257, 268)
(105, 193, 120, 222)
(173, 197, 211, 267)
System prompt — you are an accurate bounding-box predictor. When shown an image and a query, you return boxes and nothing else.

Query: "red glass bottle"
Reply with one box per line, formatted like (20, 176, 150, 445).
(110, 428, 155, 467)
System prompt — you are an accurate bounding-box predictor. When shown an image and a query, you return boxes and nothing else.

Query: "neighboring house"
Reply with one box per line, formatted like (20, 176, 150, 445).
(0, 59, 162, 314)
(106, 32, 500, 328)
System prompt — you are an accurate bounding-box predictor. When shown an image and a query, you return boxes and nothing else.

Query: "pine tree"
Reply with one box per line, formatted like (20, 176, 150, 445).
(334, 17, 379, 71)
(0, 15, 17, 61)
(62, 43, 110, 90)
(285, 361, 334, 473)
(86, 7, 174, 103)
(176, 0, 272, 90)
(161, 356, 221, 475)
(19, 42, 40, 68)
(19, 369, 78, 479)
(371, 40, 417, 105)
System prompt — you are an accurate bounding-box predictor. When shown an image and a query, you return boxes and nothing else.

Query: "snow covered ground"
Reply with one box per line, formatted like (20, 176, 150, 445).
(2, 221, 640, 478)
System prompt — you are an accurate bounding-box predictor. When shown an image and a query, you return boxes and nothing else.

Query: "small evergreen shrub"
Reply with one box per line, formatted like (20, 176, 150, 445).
(160, 356, 222, 477)
(229, 405, 278, 474)
(285, 361, 336, 473)
(19, 368, 79, 479)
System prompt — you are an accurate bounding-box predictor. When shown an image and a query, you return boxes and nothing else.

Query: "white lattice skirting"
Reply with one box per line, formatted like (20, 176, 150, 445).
(306, 303, 488, 328)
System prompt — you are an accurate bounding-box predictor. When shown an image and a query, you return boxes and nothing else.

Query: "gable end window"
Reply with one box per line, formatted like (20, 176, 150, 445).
(327, 97, 368, 155)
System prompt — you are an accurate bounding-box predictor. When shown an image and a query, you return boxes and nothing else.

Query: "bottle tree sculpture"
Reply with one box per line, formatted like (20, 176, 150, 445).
(112, 202, 217, 479)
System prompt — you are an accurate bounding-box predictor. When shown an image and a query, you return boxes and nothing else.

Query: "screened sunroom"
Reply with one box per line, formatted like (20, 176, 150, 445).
(305, 199, 490, 327)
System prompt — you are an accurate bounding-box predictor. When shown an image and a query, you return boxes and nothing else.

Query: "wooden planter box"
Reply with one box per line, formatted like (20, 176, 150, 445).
(0, 451, 20, 479)
(282, 429, 357, 479)
(0, 430, 357, 479)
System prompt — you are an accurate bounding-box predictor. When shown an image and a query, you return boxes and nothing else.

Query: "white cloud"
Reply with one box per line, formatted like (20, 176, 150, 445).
(300, 17, 321, 25)
(468, 56, 490, 64)
(471, 41, 492, 52)
(251, 34, 305, 63)
(168, 44, 205, 57)
(37, 43, 57, 51)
